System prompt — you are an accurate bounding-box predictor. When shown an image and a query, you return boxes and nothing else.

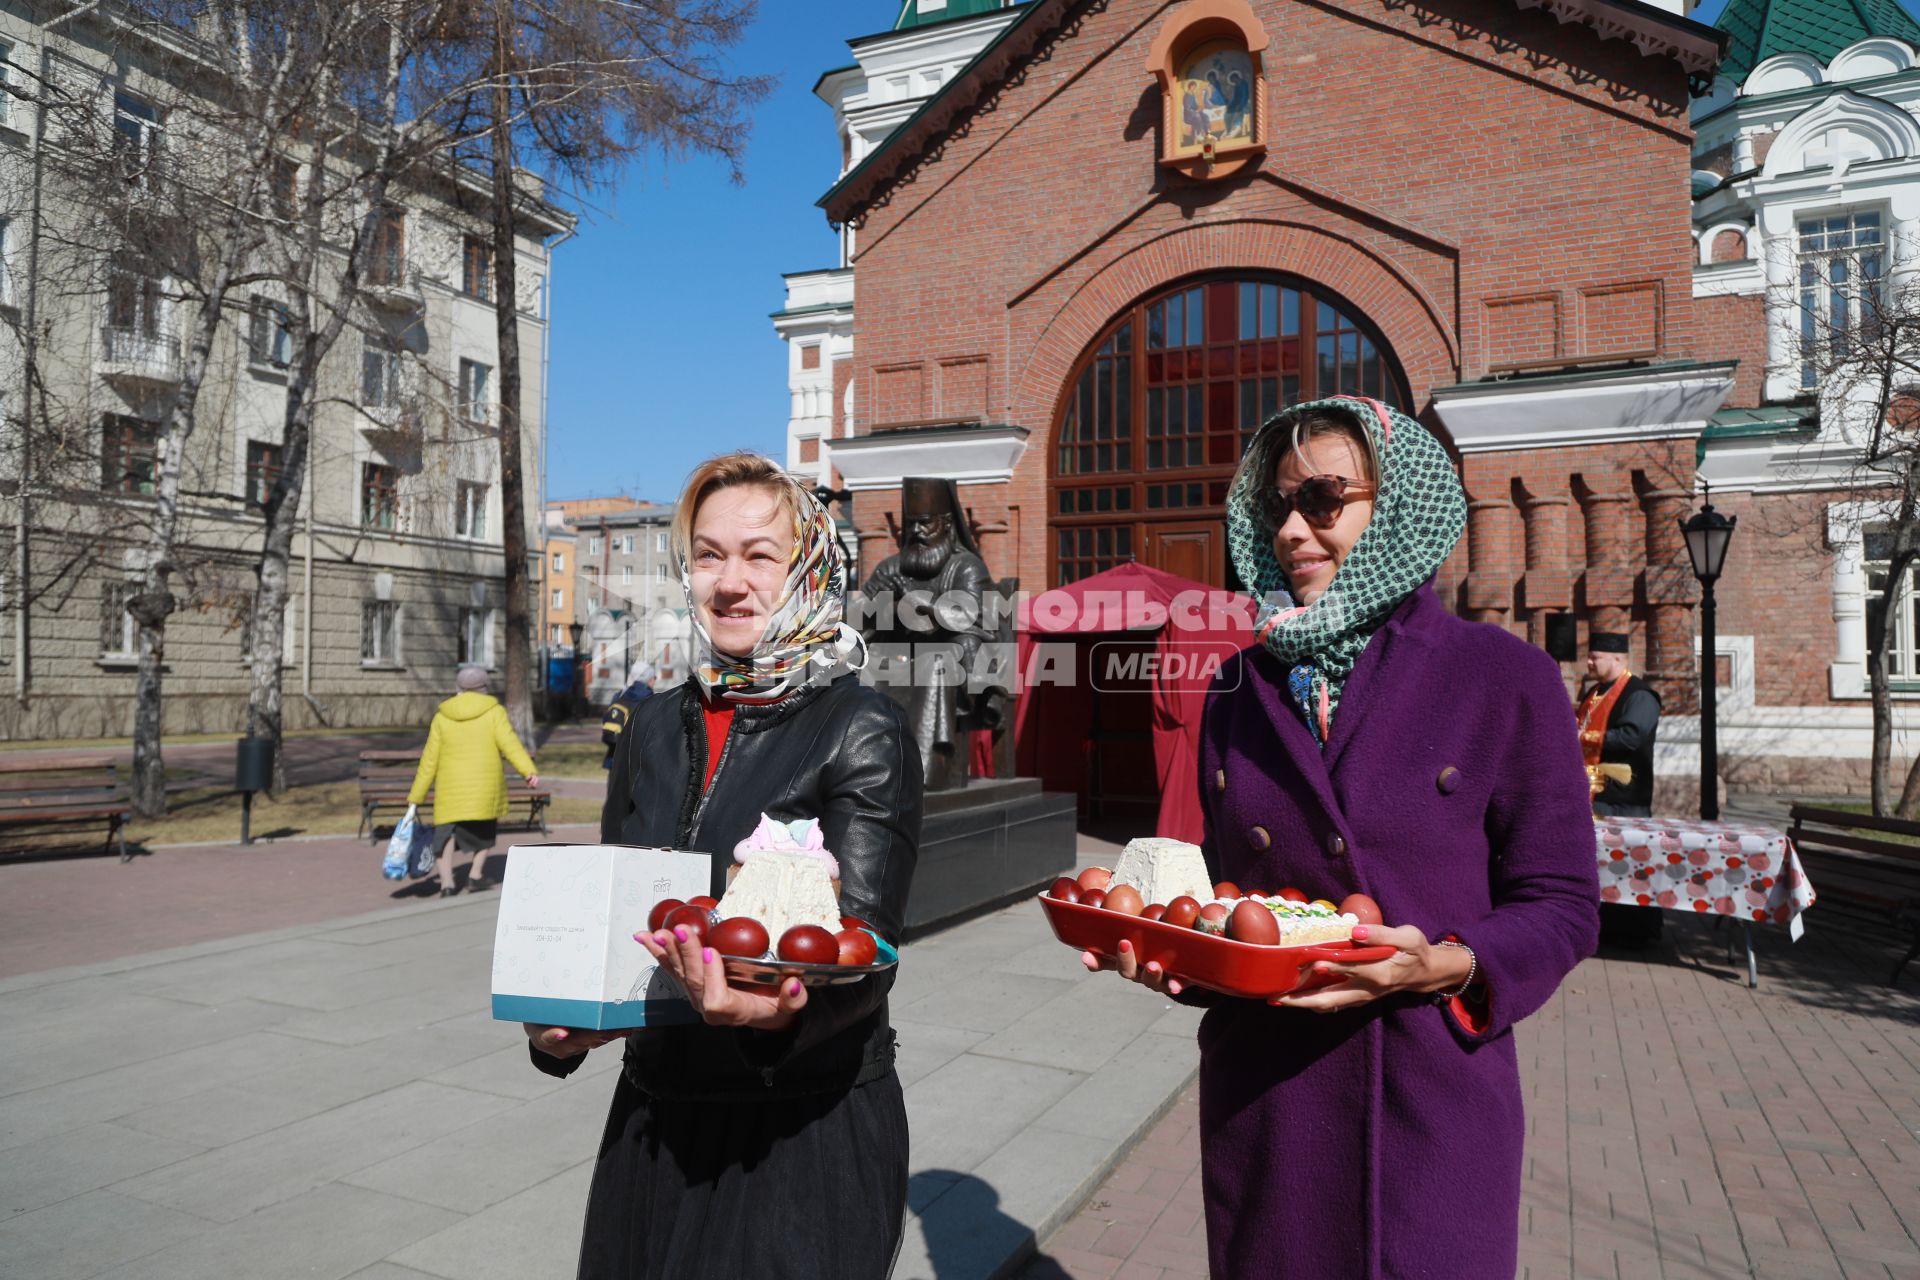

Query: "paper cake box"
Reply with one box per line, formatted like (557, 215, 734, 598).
(490, 843, 711, 1030)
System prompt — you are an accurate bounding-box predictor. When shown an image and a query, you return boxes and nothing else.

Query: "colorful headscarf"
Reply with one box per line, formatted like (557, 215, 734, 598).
(681, 478, 867, 705)
(1226, 396, 1466, 742)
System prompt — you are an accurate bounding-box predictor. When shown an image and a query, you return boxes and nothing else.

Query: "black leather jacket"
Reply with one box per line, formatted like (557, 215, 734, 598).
(532, 673, 923, 1100)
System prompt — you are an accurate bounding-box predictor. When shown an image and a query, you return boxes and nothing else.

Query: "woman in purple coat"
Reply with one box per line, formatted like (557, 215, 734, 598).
(1090, 396, 1599, 1278)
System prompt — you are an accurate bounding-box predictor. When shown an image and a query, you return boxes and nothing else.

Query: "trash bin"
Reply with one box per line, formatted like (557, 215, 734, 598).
(235, 736, 274, 793)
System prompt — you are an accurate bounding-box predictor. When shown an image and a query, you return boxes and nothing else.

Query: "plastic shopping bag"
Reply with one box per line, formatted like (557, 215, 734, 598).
(382, 806, 415, 880)
(407, 810, 438, 879)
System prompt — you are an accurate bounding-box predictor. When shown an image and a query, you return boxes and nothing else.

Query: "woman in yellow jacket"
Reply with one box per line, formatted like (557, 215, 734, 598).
(408, 665, 540, 896)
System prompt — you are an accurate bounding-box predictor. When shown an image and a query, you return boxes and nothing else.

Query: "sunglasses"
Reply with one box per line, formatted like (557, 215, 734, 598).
(1253, 474, 1375, 532)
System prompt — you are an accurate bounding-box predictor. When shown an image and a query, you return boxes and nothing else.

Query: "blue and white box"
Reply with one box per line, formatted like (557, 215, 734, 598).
(490, 843, 712, 1030)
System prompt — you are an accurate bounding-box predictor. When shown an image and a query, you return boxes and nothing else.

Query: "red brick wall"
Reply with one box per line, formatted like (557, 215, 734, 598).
(842, 0, 1699, 595)
(1693, 293, 1769, 408)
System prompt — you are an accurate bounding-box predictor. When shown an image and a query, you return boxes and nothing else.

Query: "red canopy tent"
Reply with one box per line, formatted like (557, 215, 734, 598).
(1012, 563, 1256, 843)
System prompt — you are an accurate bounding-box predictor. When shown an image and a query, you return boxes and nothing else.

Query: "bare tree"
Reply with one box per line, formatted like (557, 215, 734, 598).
(8, 3, 309, 814)
(1802, 250, 1920, 814)
(439, 0, 769, 739)
(236, 0, 491, 792)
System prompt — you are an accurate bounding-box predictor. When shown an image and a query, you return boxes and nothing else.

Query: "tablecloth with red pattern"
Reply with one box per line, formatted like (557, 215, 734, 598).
(1594, 816, 1816, 939)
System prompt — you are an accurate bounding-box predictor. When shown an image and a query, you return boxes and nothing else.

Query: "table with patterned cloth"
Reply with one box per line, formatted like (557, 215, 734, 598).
(1593, 816, 1819, 985)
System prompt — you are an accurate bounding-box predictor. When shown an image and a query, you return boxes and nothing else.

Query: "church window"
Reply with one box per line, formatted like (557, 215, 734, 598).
(1049, 273, 1403, 588)
(1864, 527, 1920, 688)
(1798, 211, 1884, 390)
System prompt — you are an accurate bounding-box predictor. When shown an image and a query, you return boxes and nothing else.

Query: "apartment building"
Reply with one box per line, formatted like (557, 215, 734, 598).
(0, 4, 573, 738)
(546, 497, 686, 695)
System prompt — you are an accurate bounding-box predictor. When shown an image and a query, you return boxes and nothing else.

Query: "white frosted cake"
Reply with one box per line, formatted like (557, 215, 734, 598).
(715, 814, 841, 940)
(1260, 899, 1357, 947)
(1110, 837, 1213, 906)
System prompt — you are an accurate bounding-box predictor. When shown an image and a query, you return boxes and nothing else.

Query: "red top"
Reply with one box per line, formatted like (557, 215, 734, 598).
(700, 696, 735, 792)
(1440, 932, 1490, 1035)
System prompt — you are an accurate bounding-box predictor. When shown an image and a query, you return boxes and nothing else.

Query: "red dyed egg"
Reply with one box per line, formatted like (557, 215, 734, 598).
(1141, 904, 1167, 922)
(840, 914, 876, 935)
(1339, 893, 1384, 926)
(835, 928, 879, 967)
(1077, 866, 1113, 892)
(687, 895, 719, 912)
(1104, 884, 1145, 916)
(1212, 881, 1242, 901)
(1049, 877, 1082, 903)
(1162, 896, 1202, 929)
(1080, 888, 1108, 910)
(709, 916, 770, 959)
(647, 898, 685, 933)
(663, 904, 711, 943)
(1276, 886, 1309, 903)
(1228, 900, 1280, 945)
(1195, 902, 1231, 935)
(777, 925, 839, 965)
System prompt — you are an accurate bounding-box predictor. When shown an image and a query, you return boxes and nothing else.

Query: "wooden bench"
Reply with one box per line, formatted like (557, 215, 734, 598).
(1787, 803, 1920, 984)
(357, 749, 551, 843)
(0, 753, 132, 861)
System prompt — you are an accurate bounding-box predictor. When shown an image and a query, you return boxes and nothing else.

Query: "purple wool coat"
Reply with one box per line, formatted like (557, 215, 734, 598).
(1193, 585, 1599, 1279)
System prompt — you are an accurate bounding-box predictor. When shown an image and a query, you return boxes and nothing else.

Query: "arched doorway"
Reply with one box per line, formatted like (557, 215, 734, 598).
(1048, 273, 1408, 588)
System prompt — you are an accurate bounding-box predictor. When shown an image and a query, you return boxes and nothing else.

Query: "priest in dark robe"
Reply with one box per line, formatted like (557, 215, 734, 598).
(1576, 631, 1662, 818)
(1578, 630, 1664, 946)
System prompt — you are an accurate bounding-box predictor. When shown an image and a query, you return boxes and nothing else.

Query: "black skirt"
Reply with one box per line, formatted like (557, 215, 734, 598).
(576, 1068, 909, 1280)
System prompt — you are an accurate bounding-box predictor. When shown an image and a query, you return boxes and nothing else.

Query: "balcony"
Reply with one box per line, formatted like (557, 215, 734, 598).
(97, 325, 182, 388)
(362, 258, 424, 313)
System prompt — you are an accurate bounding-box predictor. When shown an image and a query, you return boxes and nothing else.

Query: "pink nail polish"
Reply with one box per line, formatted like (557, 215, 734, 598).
(788, 980, 802, 996)
(1352, 925, 1370, 940)
(674, 927, 688, 943)
(702, 947, 715, 963)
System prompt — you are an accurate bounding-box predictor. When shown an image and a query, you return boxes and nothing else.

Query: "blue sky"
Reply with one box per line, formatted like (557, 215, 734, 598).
(542, 5, 878, 503)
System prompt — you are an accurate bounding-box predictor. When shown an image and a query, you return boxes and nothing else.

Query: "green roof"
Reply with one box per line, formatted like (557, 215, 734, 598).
(1696, 403, 1818, 462)
(1714, 0, 1920, 85)
(894, 0, 1015, 31)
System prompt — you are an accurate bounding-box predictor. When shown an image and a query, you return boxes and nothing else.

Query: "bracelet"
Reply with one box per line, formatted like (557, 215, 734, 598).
(1431, 940, 1477, 1003)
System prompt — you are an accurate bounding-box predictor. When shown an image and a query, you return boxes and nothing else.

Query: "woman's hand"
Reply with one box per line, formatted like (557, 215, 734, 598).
(525, 1024, 623, 1059)
(1267, 924, 1472, 1012)
(525, 773, 540, 789)
(1081, 939, 1186, 997)
(638, 926, 809, 1032)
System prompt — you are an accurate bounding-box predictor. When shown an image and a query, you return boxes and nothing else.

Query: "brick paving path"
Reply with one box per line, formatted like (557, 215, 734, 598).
(0, 822, 599, 977)
(1020, 914, 1920, 1279)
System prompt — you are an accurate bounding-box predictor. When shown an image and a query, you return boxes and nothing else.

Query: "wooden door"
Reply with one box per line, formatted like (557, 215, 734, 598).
(1147, 521, 1222, 586)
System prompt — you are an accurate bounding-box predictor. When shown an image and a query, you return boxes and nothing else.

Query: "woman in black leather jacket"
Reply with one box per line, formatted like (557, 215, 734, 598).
(525, 452, 922, 1279)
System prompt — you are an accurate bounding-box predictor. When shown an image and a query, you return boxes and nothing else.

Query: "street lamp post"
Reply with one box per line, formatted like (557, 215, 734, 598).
(568, 621, 587, 720)
(1679, 487, 1737, 821)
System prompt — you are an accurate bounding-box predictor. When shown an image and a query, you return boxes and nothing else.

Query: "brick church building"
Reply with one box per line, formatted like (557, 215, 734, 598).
(774, 0, 1920, 798)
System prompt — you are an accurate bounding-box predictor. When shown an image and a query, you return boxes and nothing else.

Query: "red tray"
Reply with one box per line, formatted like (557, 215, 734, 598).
(1038, 894, 1398, 998)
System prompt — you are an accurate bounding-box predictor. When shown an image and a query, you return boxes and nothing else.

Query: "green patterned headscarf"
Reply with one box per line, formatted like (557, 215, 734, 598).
(1226, 396, 1466, 740)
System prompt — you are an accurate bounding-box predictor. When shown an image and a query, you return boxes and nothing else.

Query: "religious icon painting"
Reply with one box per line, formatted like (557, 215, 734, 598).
(1146, 0, 1268, 181)
(1177, 42, 1255, 155)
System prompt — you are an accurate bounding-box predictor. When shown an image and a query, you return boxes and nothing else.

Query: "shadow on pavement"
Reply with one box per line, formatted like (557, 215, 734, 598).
(908, 1168, 1035, 1279)
(1598, 907, 1920, 1019)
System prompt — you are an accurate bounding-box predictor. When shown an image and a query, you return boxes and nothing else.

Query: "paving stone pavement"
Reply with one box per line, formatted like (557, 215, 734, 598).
(0, 838, 1196, 1280)
(1017, 913, 1920, 1280)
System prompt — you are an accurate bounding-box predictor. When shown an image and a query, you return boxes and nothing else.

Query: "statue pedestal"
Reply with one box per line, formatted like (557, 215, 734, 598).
(905, 777, 1078, 939)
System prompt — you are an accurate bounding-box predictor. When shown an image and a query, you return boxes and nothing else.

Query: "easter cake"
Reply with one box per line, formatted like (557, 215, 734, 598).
(1109, 836, 1214, 908)
(715, 814, 842, 941)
